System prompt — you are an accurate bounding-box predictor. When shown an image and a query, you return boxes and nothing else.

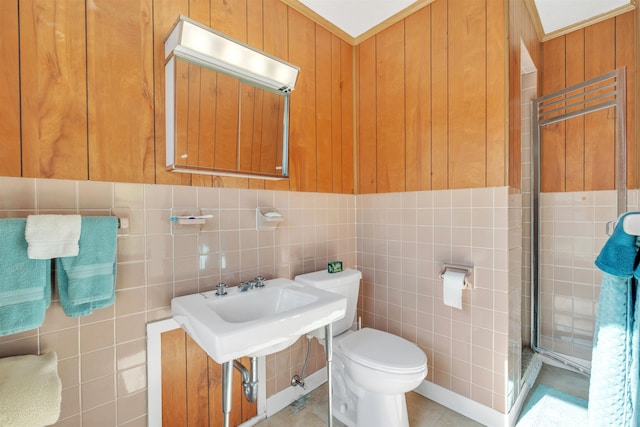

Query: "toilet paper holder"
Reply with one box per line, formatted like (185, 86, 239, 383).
(439, 264, 474, 289)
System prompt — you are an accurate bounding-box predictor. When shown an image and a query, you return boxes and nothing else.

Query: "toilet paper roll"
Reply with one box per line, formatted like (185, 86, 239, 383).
(443, 270, 465, 309)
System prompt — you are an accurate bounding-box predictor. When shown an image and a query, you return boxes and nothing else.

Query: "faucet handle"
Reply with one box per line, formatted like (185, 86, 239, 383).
(255, 276, 265, 288)
(215, 282, 227, 296)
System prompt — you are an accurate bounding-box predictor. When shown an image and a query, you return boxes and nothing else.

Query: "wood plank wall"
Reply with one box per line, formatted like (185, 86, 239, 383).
(0, 0, 354, 194)
(161, 329, 257, 426)
(356, 0, 508, 193)
(508, 0, 541, 191)
(540, 11, 637, 192)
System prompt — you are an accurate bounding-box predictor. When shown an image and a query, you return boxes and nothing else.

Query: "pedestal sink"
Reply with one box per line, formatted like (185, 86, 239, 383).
(171, 277, 346, 427)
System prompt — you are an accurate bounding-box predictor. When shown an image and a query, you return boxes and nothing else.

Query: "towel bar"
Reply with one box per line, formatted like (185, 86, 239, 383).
(606, 212, 640, 236)
(111, 208, 130, 236)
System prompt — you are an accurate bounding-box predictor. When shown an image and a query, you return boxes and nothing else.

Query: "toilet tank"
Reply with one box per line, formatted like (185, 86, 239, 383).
(295, 268, 362, 339)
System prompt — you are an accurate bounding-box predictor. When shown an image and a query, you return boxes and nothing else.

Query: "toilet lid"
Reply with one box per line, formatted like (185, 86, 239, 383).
(337, 328, 427, 374)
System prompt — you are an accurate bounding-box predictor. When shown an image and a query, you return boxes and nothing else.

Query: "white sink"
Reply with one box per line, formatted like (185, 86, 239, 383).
(171, 278, 347, 363)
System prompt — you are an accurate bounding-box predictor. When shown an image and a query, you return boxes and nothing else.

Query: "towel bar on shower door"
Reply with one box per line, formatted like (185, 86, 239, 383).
(606, 212, 640, 236)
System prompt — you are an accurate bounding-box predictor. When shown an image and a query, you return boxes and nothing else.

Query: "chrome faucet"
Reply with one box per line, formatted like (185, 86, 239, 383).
(238, 281, 252, 292)
(237, 276, 266, 292)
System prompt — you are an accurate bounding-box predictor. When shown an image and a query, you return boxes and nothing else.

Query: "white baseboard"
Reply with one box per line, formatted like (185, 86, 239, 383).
(262, 372, 540, 427)
(265, 368, 328, 417)
(414, 381, 508, 427)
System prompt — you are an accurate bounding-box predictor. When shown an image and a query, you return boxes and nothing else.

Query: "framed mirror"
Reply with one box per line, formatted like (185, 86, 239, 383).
(165, 16, 299, 179)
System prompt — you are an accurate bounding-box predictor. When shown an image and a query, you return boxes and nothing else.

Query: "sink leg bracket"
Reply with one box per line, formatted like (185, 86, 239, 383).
(222, 361, 233, 427)
(325, 323, 333, 427)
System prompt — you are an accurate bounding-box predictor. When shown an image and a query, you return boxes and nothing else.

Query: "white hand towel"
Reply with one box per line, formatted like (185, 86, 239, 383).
(25, 214, 81, 259)
(0, 352, 62, 427)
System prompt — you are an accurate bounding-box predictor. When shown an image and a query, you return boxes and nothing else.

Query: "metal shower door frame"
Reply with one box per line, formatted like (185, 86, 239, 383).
(531, 68, 627, 375)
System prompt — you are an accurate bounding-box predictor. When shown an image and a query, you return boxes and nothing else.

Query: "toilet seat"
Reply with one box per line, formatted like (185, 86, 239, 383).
(337, 328, 427, 375)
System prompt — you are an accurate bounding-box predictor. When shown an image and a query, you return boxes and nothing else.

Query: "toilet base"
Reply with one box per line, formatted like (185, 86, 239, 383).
(331, 350, 411, 427)
(334, 390, 410, 427)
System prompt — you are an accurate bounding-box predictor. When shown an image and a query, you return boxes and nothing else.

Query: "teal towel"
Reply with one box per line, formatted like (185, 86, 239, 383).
(0, 219, 51, 336)
(589, 273, 640, 426)
(57, 217, 118, 317)
(595, 212, 640, 277)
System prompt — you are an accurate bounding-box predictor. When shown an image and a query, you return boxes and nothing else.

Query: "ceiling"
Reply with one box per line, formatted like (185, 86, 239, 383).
(299, 0, 417, 38)
(293, 0, 635, 42)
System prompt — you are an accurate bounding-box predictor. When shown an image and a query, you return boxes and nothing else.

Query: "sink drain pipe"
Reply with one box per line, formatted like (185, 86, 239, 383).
(234, 357, 259, 403)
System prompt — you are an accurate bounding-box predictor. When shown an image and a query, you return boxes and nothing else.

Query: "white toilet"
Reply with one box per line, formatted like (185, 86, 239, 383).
(295, 268, 427, 427)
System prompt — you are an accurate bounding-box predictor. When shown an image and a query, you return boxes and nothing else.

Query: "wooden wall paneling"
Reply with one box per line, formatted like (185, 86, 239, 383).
(20, 0, 88, 180)
(330, 35, 343, 193)
(540, 36, 566, 192)
(161, 329, 188, 426)
(154, 0, 190, 185)
(247, 1, 268, 190)
(356, 39, 377, 194)
(87, 0, 154, 184)
(375, 21, 406, 193)
(508, 0, 542, 190)
(0, 0, 20, 177)
(196, 65, 218, 185)
(340, 39, 355, 194)
(231, 361, 244, 427)
(239, 83, 257, 173)
(188, 0, 214, 188)
(405, 7, 432, 192)
(245, 5, 264, 181)
(316, 26, 334, 193)
(584, 20, 615, 191)
(207, 357, 223, 426)
(615, 12, 636, 189)
(486, 0, 507, 187)
(447, 0, 487, 189)
(186, 334, 210, 426)
(162, 330, 257, 427)
(263, 0, 291, 192)
(186, 61, 204, 173)
(564, 30, 586, 191)
(508, 0, 521, 191)
(287, 10, 317, 192)
(213, 74, 240, 172)
(430, 0, 449, 190)
(211, 0, 250, 190)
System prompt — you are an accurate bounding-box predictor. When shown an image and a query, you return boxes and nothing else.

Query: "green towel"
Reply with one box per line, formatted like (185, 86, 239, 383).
(0, 219, 51, 336)
(57, 216, 118, 317)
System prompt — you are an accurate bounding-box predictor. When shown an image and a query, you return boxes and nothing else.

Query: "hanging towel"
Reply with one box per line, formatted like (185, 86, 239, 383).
(0, 352, 61, 427)
(25, 214, 81, 259)
(0, 219, 51, 336)
(57, 216, 118, 317)
(590, 215, 640, 426)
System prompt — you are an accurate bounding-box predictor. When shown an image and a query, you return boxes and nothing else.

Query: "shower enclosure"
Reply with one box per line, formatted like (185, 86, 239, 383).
(527, 68, 627, 376)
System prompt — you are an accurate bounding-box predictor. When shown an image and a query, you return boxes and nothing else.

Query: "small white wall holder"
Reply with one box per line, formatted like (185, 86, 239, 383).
(256, 208, 284, 231)
(170, 208, 212, 234)
(438, 263, 474, 289)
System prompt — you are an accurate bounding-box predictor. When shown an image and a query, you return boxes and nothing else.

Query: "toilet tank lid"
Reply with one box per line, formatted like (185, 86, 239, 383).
(295, 268, 362, 288)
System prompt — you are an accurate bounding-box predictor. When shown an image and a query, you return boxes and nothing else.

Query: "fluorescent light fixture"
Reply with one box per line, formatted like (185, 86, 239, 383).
(165, 16, 299, 93)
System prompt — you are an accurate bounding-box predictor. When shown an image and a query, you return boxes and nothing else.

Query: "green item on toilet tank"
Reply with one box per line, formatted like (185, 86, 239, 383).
(328, 261, 343, 273)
